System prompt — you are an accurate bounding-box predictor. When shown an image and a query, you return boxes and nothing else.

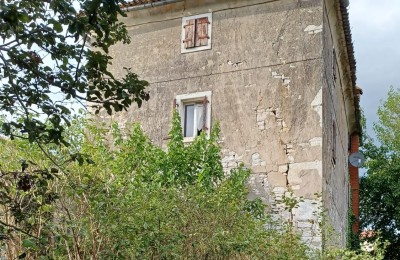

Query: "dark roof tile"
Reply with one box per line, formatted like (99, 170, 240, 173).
(339, 0, 360, 132)
(120, 0, 164, 8)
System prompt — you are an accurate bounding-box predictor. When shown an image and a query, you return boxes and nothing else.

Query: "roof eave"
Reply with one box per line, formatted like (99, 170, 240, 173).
(121, 0, 183, 12)
(339, 0, 361, 136)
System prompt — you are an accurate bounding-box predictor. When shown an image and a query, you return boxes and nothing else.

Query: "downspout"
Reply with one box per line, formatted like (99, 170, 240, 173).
(122, 0, 184, 12)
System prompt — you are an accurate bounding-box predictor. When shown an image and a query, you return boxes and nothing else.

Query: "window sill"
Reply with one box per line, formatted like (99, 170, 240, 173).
(181, 45, 212, 54)
(183, 137, 195, 143)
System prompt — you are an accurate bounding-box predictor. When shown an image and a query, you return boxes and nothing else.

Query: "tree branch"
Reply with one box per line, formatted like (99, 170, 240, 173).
(0, 219, 39, 239)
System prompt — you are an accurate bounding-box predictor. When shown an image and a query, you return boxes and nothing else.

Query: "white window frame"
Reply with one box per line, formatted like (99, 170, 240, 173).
(175, 91, 212, 142)
(181, 13, 212, 54)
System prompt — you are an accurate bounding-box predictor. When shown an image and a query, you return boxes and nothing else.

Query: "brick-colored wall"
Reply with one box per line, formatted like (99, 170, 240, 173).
(349, 134, 360, 233)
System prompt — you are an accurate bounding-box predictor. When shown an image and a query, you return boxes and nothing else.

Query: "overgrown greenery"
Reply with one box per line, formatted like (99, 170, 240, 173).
(0, 111, 386, 259)
(0, 112, 300, 258)
(361, 87, 400, 259)
(0, 0, 149, 146)
(0, 1, 392, 258)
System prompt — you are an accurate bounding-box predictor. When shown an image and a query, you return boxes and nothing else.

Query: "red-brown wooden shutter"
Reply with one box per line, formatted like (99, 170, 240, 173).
(173, 98, 177, 111)
(195, 17, 209, 47)
(183, 19, 195, 48)
(202, 96, 208, 131)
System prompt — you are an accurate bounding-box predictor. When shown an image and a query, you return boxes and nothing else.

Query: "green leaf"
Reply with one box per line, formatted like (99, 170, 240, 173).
(22, 239, 36, 249)
(53, 22, 63, 33)
(18, 13, 30, 23)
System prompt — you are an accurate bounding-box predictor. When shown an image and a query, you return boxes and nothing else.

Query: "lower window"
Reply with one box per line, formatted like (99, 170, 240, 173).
(175, 91, 212, 141)
(184, 103, 204, 137)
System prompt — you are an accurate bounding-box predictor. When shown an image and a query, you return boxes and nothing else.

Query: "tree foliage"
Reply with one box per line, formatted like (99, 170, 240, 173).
(0, 0, 149, 146)
(361, 87, 400, 259)
(0, 112, 300, 259)
(375, 87, 400, 151)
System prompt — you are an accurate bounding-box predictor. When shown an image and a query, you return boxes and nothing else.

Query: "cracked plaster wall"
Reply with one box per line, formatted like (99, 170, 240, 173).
(100, 0, 337, 248)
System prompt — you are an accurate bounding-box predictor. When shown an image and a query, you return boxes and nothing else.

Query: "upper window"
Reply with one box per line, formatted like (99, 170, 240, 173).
(175, 91, 212, 142)
(181, 13, 212, 53)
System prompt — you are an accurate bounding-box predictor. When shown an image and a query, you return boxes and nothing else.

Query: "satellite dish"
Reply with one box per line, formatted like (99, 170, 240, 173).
(349, 152, 365, 168)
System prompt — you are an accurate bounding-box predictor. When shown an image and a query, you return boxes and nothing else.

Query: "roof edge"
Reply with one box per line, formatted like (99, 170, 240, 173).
(338, 0, 361, 134)
(121, 0, 182, 11)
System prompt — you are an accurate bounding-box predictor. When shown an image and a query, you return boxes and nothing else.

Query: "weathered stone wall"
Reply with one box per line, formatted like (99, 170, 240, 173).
(102, 0, 329, 248)
(321, 0, 354, 247)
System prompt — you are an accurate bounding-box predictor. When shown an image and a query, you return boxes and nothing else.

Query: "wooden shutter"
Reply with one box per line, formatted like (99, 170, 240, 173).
(195, 17, 210, 47)
(202, 96, 208, 131)
(173, 98, 177, 111)
(183, 19, 195, 48)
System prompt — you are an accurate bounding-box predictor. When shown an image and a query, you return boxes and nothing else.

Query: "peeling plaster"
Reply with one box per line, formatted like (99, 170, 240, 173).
(293, 199, 320, 223)
(309, 137, 322, 146)
(287, 161, 323, 188)
(227, 60, 243, 67)
(248, 174, 269, 204)
(278, 164, 288, 174)
(251, 152, 266, 166)
(311, 88, 323, 127)
(289, 161, 322, 176)
(221, 150, 243, 174)
(284, 143, 295, 163)
(244, 83, 256, 88)
(299, 137, 322, 148)
(270, 186, 289, 220)
(271, 71, 291, 86)
(256, 107, 288, 132)
(304, 24, 323, 34)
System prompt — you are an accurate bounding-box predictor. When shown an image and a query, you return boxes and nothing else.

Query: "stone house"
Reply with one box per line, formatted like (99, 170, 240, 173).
(103, 0, 362, 248)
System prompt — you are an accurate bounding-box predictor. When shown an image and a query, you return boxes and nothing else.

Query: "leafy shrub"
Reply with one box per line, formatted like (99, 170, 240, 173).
(0, 112, 386, 259)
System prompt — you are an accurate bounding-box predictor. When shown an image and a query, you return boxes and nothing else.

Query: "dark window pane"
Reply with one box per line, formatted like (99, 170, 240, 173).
(184, 104, 194, 137)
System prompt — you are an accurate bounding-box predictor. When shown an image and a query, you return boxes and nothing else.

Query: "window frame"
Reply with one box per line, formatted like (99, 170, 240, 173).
(181, 13, 212, 54)
(175, 91, 212, 142)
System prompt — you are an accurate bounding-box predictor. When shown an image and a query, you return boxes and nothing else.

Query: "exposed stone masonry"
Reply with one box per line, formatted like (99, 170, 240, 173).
(255, 107, 288, 132)
(221, 149, 243, 174)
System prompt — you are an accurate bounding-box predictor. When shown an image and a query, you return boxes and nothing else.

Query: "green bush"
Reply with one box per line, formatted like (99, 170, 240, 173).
(0, 112, 386, 259)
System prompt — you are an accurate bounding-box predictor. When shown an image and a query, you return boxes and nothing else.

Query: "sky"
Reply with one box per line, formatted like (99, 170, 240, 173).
(348, 0, 400, 139)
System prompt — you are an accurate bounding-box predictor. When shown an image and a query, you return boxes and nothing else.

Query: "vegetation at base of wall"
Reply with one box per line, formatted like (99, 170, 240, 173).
(346, 182, 360, 251)
(0, 112, 386, 259)
(348, 211, 360, 251)
(360, 87, 400, 259)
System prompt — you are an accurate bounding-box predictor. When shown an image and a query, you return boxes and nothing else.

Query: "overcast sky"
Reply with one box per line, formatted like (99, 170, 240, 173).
(348, 0, 400, 139)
